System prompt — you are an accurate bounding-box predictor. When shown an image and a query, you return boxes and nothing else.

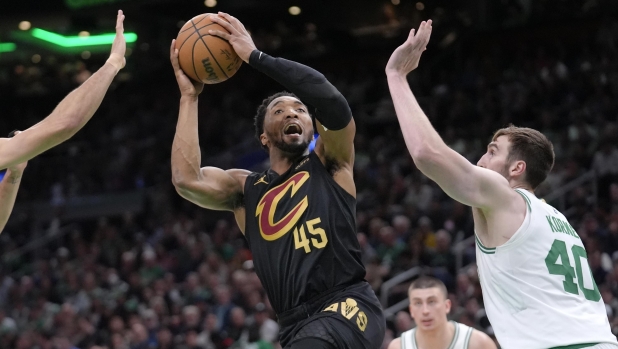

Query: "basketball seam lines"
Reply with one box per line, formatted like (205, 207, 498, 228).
(179, 21, 216, 36)
(190, 20, 230, 80)
(189, 15, 208, 28)
(178, 23, 217, 53)
(191, 37, 201, 82)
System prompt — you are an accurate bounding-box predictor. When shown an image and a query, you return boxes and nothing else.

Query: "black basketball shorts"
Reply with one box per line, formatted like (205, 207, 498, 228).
(277, 281, 385, 349)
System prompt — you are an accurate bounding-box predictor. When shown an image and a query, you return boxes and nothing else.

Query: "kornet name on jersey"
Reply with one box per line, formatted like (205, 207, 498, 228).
(243, 152, 365, 314)
(475, 189, 617, 349)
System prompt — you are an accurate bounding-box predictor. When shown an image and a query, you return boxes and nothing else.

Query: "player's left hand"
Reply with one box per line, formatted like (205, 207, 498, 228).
(385, 20, 432, 77)
(209, 12, 257, 63)
(170, 40, 204, 97)
(107, 10, 127, 71)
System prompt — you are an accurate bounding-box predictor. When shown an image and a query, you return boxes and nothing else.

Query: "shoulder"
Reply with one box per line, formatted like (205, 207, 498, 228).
(467, 328, 496, 349)
(387, 337, 401, 349)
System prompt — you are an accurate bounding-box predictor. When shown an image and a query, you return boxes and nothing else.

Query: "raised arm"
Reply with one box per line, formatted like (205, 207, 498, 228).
(0, 161, 27, 233)
(385, 20, 513, 210)
(169, 41, 247, 212)
(0, 11, 127, 170)
(209, 12, 354, 167)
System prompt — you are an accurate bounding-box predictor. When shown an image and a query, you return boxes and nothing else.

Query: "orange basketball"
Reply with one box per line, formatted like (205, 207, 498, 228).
(175, 13, 243, 84)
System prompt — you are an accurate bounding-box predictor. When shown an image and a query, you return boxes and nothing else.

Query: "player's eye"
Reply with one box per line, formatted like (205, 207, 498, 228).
(297, 108, 306, 113)
(275, 110, 282, 114)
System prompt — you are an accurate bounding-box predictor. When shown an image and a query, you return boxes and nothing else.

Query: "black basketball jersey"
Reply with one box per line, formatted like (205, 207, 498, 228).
(243, 152, 366, 315)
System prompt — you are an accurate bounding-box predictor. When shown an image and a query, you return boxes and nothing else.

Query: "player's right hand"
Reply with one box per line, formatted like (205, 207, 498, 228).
(209, 12, 257, 64)
(385, 20, 432, 77)
(170, 40, 204, 98)
(107, 10, 127, 71)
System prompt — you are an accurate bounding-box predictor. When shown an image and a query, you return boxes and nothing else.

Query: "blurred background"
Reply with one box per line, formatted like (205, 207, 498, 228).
(1, 0, 618, 348)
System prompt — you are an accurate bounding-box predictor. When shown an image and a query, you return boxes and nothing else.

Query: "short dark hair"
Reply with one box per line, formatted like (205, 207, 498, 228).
(254, 91, 299, 150)
(492, 125, 555, 189)
(408, 276, 448, 299)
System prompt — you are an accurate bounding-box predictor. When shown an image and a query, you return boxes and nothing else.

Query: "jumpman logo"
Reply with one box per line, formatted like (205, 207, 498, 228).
(254, 176, 269, 185)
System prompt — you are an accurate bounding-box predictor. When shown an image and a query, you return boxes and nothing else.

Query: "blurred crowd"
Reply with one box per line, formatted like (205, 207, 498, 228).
(1, 3, 618, 349)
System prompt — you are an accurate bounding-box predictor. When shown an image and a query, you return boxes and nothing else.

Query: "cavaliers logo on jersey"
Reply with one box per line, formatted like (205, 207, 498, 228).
(255, 171, 310, 241)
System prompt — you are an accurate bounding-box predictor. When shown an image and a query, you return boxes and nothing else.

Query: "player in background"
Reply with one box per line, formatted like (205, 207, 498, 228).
(0, 10, 128, 233)
(385, 19, 618, 349)
(170, 12, 385, 349)
(388, 276, 496, 349)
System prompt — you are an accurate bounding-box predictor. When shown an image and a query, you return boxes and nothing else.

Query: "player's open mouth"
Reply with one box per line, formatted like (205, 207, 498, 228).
(284, 123, 303, 136)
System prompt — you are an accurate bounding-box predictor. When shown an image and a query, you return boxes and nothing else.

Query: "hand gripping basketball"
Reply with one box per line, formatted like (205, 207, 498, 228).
(170, 40, 204, 98)
(209, 12, 257, 64)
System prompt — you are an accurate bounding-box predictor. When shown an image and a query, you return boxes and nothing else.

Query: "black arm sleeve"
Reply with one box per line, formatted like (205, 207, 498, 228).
(249, 50, 352, 131)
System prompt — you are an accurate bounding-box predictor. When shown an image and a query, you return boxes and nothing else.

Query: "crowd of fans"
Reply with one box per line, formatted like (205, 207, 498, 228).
(1, 3, 618, 348)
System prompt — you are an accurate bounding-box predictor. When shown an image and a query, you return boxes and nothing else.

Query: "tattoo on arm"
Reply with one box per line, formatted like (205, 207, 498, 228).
(7, 174, 21, 184)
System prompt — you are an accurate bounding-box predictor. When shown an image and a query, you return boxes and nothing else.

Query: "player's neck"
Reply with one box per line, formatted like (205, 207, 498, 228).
(269, 149, 308, 175)
(416, 321, 454, 349)
(510, 180, 533, 193)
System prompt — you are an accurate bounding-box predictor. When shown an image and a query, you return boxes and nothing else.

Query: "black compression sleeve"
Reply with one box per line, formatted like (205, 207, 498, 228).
(249, 50, 352, 131)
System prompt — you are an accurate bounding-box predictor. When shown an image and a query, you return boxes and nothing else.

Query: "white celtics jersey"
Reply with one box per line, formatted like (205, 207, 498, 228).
(400, 321, 473, 349)
(475, 189, 618, 349)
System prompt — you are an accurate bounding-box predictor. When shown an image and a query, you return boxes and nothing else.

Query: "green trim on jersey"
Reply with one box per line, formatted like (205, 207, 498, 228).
(463, 327, 473, 348)
(548, 343, 598, 349)
(446, 321, 460, 349)
(475, 235, 496, 254)
(515, 188, 532, 212)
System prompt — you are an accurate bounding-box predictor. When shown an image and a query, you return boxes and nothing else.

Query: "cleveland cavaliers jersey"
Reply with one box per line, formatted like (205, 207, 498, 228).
(243, 152, 366, 314)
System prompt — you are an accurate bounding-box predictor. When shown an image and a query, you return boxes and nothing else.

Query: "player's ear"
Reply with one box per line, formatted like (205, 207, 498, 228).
(510, 160, 526, 178)
(260, 133, 268, 148)
(445, 299, 451, 314)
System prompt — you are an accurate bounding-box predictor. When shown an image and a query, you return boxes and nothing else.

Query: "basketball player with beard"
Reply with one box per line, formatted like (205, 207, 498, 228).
(170, 12, 385, 349)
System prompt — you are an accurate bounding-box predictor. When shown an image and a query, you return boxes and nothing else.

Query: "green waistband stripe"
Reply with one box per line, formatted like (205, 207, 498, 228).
(548, 343, 599, 349)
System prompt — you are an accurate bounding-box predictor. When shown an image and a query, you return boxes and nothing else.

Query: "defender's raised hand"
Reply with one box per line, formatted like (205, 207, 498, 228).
(385, 20, 432, 77)
(209, 12, 257, 63)
(107, 10, 127, 71)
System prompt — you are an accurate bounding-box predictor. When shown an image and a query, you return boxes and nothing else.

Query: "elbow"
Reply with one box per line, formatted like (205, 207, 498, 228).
(410, 145, 445, 175)
(172, 177, 193, 200)
(171, 175, 189, 191)
(411, 145, 440, 165)
(171, 170, 197, 193)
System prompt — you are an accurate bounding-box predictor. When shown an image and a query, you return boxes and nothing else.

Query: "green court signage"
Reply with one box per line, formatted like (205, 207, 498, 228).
(65, 0, 127, 10)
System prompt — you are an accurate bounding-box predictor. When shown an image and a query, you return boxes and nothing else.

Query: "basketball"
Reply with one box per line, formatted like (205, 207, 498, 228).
(175, 13, 243, 84)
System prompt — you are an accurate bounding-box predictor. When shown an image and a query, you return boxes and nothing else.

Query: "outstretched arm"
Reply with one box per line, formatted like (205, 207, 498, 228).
(0, 10, 127, 170)
(209, 12, 354, 166)
(0, 161, 27, 233)
(385, 20, 513, 210)
(169, 40, 247, 211)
